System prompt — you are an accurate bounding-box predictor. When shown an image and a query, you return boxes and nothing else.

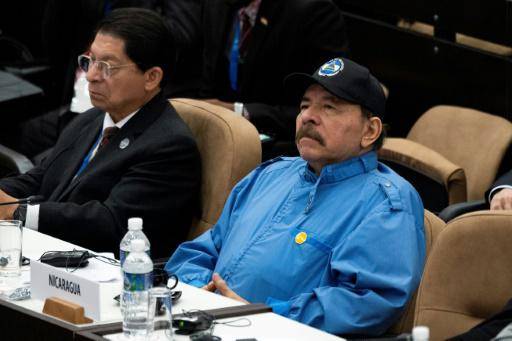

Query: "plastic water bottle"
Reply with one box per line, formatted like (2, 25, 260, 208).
(70, 70, 93, 113)
(122, 239, 154, 338)
(120, 217, 150, 267)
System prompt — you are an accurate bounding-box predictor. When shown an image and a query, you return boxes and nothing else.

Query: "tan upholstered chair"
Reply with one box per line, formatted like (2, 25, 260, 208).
(408, 106, 512, 201)
(398, 20, 512, 56)
(414, 211, 512, 340)
(379, 138, 467, 212)
(170, 98, 262, 239)
(389, 209, 445, 334)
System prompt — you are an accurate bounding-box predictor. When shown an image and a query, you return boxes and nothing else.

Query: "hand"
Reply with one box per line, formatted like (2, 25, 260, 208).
(490, 188, 512, 210)
(202, 280, 216, 292)
(0, 190, 18, 219)
(201, 273, 249, 304)
(202, 99, 235, 111)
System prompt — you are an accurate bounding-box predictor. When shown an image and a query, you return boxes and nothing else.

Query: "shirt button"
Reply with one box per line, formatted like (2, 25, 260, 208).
(385, 182, 391, 187)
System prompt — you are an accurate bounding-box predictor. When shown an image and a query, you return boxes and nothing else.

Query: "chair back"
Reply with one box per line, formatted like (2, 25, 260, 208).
(170, 98, 262, 239)
(407, 106, 512, 200)
(414, 210, 512, 340)
(389, 209, 445, 334)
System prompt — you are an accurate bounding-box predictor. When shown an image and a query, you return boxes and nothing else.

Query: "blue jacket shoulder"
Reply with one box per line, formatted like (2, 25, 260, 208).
(371, 162, 423, 212)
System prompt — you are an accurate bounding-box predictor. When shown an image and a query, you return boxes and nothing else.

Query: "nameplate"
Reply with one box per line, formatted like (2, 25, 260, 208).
(31, 260, 102, 321)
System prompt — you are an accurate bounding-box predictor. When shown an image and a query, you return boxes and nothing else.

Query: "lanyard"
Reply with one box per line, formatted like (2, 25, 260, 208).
(75, 133, 102, 178)
(229, 18, 241, 91)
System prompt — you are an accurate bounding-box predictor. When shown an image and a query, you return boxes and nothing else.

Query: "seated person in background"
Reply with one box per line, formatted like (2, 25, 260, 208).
(165, 58, 425, 335)
(197, 0, 349, 156)
(487, 170, 512, 210)
(0, 8, 201, 258)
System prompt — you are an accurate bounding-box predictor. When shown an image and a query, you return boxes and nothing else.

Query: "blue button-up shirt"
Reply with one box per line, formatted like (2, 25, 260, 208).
(166, 151, 425, 335)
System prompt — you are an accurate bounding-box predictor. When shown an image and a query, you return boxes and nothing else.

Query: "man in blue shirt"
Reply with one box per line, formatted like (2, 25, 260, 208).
(165, 57, 425, 336)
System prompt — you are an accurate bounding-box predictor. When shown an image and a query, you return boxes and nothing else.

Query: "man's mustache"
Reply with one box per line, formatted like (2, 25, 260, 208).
(296, 124, 325, 146)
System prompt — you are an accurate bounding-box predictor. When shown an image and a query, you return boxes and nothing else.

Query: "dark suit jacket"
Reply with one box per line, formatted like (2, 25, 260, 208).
(486, 169, 512, 203)
(199, 0, 349, 140)
(0, 93, 201, 258)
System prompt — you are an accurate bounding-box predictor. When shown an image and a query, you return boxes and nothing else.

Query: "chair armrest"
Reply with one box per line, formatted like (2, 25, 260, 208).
(0, 144, 34, 175)
(438, 199, 488, 222)
(379, 138, 467, 205)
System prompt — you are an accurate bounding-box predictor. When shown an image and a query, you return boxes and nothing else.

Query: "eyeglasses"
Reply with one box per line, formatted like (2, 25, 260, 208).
(77, 54, 135, 79)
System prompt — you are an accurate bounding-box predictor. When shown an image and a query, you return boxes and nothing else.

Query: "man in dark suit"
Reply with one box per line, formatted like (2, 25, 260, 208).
(197, 0, 349, 155)
(487, 170, 512, 210)
(0, 8, 201, 258)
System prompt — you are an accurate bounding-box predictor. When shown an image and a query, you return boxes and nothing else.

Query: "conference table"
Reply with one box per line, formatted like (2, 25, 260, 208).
(0, 228, 344, 340)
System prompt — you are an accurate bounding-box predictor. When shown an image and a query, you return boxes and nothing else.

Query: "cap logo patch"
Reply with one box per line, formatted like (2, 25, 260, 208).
(318, 58, 344, 77)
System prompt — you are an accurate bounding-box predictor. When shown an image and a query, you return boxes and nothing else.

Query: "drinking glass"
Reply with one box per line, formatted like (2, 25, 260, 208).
(0, 220, 22, 277)
(149, 286, 173, 340)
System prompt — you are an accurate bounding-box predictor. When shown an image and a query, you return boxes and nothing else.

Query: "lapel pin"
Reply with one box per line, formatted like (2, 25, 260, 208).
(119, 138, 130, 149)
(295, 231, 308, 245)
(260, 17, 268, 26)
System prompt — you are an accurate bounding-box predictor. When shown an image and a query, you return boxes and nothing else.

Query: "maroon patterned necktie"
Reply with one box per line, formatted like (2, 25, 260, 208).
(98, 126, 119, 151)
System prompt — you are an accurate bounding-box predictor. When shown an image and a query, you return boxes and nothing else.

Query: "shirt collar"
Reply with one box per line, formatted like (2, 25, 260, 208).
(103, 109, 139, 131)
(302, 151, 378, 183)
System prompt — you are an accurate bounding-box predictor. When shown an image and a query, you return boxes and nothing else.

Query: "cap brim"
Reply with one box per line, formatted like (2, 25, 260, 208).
(284, 73, 318, 104)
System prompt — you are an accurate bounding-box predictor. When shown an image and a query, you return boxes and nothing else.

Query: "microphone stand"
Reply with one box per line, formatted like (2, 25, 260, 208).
(0, 195, 45, 206)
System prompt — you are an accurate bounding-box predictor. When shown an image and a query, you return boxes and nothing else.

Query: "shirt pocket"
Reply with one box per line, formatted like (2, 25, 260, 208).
(290, 229, 333, 255)
(257, 228, 333, 299)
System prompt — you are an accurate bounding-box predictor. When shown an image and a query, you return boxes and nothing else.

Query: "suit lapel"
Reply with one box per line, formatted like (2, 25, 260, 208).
(239, 0, 279, 92)
(56, 92, 168, 201)
(50, 115, 103, 201)
(203, 0, 231, 92)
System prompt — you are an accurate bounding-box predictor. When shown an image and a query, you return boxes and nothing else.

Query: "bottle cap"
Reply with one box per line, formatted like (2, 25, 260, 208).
(130, 239, 145, 252)
(412, 326, 430, 340)
(128, 217, 143, 230)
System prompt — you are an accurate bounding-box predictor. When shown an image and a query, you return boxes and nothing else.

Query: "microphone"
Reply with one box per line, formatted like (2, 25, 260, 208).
(0, 195, 45, 206)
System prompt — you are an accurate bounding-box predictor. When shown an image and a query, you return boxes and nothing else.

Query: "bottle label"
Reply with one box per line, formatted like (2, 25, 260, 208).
(123, 272, 153, 291)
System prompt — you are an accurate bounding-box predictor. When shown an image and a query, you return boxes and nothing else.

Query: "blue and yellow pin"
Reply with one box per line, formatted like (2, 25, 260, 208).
(295, 231, 308, 245)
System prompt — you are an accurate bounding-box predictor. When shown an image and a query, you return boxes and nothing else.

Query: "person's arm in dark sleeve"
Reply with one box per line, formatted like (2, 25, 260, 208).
(37, 135, 201, 255)
(0, 160, 48, 199)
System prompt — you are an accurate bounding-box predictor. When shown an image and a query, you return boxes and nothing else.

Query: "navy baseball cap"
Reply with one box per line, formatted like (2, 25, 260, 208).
(285, 57, 386, 118)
